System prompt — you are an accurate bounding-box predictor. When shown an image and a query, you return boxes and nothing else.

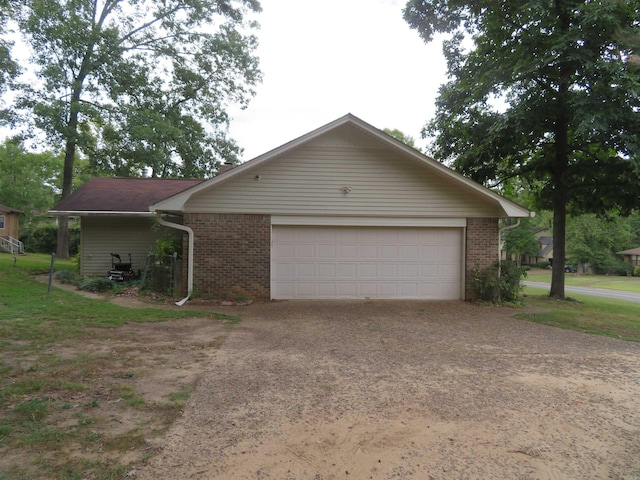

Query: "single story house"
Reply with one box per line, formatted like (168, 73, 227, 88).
(617, 247, 640, 267)
(50, 177, 203, 275)
(51, 114, 531, 301)
(0, 204, 24, 254)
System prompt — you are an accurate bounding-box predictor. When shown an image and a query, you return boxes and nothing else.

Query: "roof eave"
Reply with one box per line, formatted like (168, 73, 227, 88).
(48, 210, 156, 217)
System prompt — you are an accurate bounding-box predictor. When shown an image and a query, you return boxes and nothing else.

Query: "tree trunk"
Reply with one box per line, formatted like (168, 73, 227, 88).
(550, 198, 566, 298)
(56, 215, 69, 259)
(55, 112, 79, 260)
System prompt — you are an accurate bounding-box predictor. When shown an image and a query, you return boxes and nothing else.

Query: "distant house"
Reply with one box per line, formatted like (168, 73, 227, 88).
(49, 178, 203, 276)
(0, 204, 24, 254)
(617, 247, 640, 267)
(520, 227, 553, 265)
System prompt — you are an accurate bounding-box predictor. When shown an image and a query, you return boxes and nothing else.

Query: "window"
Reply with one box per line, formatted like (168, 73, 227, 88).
(0, 215, 4, 229)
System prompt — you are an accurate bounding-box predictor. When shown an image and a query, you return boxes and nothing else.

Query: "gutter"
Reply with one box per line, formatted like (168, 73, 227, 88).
(154, 212, 194, 307)
(48, 211, 155, 217)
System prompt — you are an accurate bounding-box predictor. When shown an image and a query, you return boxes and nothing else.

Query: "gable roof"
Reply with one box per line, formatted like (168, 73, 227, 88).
(152, 114, 532, 218)
(50, 177, 203, 216)
(0, 204, 23, 214)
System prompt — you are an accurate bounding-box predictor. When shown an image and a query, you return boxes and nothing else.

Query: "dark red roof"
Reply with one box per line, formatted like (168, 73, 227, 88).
(0, 204, 23, 214)
(50, 177, 203, 213)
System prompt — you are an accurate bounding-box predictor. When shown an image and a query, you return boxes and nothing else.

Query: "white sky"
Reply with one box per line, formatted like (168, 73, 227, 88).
(228, 0, 447, 160)
(1, 0, 448, 161)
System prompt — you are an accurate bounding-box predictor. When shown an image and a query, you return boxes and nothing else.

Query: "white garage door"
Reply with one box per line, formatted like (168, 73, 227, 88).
(272, 226, 463, 300)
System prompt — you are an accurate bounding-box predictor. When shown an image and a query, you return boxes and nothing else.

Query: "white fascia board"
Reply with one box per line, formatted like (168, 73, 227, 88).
(271, 216, 467, 228)
(48, 210, 155, 217)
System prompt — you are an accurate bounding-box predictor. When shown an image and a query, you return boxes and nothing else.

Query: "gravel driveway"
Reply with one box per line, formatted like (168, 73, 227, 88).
(141, 300, 640, 480)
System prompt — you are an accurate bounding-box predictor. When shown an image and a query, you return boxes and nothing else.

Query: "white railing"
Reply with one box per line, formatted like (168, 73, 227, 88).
(0, 236, 24, 255)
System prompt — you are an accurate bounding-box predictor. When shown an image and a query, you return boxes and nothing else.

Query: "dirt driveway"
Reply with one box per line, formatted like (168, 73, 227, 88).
(140, 300, 640, 480)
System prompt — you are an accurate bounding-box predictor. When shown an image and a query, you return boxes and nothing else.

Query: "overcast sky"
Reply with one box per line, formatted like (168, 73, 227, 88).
(228, 0, 447, 160)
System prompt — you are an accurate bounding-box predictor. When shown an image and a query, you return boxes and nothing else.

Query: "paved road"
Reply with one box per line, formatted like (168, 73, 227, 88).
(523, 281, 640, 303)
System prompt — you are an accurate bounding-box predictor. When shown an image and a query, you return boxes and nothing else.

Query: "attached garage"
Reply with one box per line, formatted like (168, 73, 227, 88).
(150, 114, 532, 302)
(271, 225, 463, 299)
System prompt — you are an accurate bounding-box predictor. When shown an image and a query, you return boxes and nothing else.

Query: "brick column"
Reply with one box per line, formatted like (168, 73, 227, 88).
(465, 217, 499, 300)
(183, 213, 271, 299)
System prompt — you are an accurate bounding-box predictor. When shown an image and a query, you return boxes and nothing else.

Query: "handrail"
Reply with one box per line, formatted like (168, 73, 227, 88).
(0, 236, 24, 254)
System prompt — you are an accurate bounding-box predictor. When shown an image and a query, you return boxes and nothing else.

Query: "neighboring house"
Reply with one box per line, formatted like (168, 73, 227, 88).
(0, 204, 24, 254)
(151, 114, 531, 301)
(50, 178, 203, 276)
(617, 247, 640, 267)
(520, 227, 553, 265)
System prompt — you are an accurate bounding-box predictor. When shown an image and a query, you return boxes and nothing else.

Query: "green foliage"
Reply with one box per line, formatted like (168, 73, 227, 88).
(503, 218, 539, 260)
(0, 139, 62, 221)
(151, 233, 183, 263)
(566, 213, 636, 271)
(633, 266, 640, 277)
(471, 260, 527, 303)
(20, 223, 80, 255)
(404, 0, 640, 298)
(54, 269, 81, 286)
(383, 128, 421, 151)
(8, 0, 262, 179)
(535, 261, 550, 269)
(77, 277, 114, 293)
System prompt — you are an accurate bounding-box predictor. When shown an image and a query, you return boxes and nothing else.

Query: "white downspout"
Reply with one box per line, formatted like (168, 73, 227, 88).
(155, 212, 194, 306)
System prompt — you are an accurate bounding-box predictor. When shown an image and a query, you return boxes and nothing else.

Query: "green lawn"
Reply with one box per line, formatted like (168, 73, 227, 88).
(520, 286, 640, 342)
(526, 269, 640, 293)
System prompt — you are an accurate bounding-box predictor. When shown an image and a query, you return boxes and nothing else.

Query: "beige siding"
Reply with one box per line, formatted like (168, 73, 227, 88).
(184, 129, 501, 218)
(0, 213, 20, 238)
(80, 217, 173, 277)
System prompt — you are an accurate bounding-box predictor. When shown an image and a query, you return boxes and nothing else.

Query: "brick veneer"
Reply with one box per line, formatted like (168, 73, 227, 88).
(183, 213, 271, 299)
(465, 217, 499, 300)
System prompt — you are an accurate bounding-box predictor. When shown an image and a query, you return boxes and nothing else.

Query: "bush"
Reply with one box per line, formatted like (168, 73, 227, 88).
(534, 261, 550, 269)
(634, 266, 640, 277)
(20, 224, 80, 256)
(592, 258, 633, 276)
(472, 260, 527, 303)
(54, 270, 82, 286)
(78, 277, 114, 293)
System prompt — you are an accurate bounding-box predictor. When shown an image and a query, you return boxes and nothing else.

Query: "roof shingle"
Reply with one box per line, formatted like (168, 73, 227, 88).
(50, 177, 203, 214)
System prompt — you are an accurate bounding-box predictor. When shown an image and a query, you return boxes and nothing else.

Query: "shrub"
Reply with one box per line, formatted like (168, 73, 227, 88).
(472, 260, 527, 303)
(534, 261, 550, 269)
(634, 266, 640, 277)
(20, 224, 80, 256)
(78, 278, 114, 293)
(54, 270, 82, 286)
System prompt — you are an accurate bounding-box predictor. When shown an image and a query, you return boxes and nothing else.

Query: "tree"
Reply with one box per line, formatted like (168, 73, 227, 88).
(0, 0, 20, 123)
(503, 218, 538, 265)
(404, 0, 640, 298)
(0, 138, 63, 222)
(566, 214, 635, 274)
(8, 0, 262, 257)
(383, 128, 421, 151)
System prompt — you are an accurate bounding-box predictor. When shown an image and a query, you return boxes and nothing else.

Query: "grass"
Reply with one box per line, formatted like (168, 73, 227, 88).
(526, 269, 640, 293)
(0, 252, 240, 480)
(520, 286, 640, 342)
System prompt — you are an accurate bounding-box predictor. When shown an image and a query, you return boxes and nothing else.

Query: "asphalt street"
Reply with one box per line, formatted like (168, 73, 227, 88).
(523, 281, 640, 303)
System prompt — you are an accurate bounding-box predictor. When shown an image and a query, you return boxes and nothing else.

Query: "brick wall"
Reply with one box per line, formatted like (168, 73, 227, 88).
(183, 213, 271, 299)
(465, 217, 499, 300)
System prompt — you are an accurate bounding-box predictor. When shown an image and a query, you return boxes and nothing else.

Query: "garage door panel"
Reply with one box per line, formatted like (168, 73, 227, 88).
(272, 226, 462, 299)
